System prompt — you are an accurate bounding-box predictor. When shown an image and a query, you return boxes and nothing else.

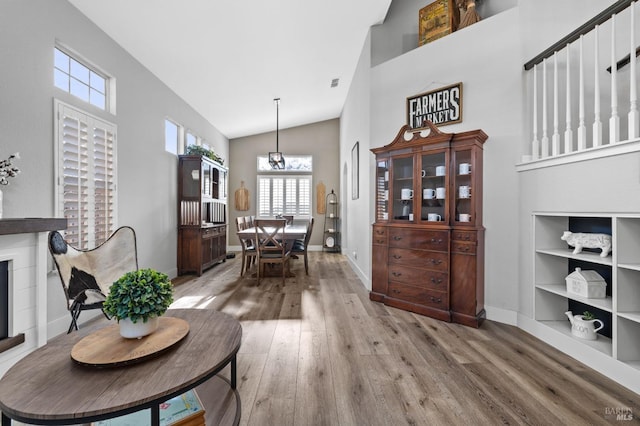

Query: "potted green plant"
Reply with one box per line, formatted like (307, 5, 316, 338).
(103, 268, 174, 339)
(185, 145, 224, 165)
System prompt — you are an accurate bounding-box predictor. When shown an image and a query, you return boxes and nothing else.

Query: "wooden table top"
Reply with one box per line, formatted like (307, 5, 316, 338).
(0, 309, 242, 425)
(237, 224, 307, 239)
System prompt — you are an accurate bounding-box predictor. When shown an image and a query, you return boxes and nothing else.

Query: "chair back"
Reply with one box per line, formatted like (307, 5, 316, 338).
(283, 215, 294, 225)
(235, 216, 246, 232)
(49, 226, 138, 308)
(254, 219, 288, 257)
(304, 217, 315, 247)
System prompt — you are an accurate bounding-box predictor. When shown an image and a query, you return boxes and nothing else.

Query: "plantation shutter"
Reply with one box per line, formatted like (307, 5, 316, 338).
(56, 100, 117, 249)
(257, 175, 311, 217)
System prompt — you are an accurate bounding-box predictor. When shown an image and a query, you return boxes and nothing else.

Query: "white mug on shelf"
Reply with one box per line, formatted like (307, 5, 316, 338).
(423, 188, 435, 199)
(459, 213, 471, 222)
(459, 163, 471, 175)
(401, 188, 414, 200)
(408, 213, 414, 221)
(383, 189, 389, 201)
(384, 171, 389, 181)
(427, 213, 442, 221)
(421, 169, 426, 177)
(459, 185, 471, 199)
(382, 212, 388, 220)
(436, 187, 446, 199)
(435, 165, 446, 176)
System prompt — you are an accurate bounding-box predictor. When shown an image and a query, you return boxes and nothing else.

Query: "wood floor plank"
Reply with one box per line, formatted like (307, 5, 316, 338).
(170, 252, 640, 425)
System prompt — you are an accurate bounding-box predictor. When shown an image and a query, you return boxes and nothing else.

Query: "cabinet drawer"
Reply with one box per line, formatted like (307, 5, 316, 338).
(372, 226, 388, 245)
(452, 230, 477, 242)
(202, 226, 225, 238)
(451, 241, 476, 255)
(388, 264, 448, 290)
(388, 248, 448, 272)
(388, 228, 448, 251)
(388, 282, 449, 310)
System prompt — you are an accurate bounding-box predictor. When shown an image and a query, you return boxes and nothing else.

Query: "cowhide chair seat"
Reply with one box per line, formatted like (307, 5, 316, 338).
(49, 226, 138, 333)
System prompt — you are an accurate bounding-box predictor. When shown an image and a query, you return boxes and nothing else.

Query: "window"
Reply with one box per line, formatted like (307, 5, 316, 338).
(54, 47, 108, 110)
(257, 175, 311, 217)
(186, 132, 197, 150)
(257, 155, 313, 172)
(55, 100, 117, 249)
(165, 119, 180, 155)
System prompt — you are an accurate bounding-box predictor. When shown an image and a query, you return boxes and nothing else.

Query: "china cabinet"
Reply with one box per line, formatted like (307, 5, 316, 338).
(371, 122, 487, 327)
(178, 155, 228, 276)
(323, 190, 340, 252)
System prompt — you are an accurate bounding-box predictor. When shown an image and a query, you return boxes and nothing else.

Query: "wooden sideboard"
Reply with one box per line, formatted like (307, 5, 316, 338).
(370, 122, 487, 327)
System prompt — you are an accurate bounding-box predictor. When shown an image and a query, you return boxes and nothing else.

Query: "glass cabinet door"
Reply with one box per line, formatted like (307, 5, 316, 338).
(420, 151, 447, 223)
(201, 162, 212, 198)
(453, 149, 473, 225)
(392, 156, 414, 221)
(375, 159, 389, 221)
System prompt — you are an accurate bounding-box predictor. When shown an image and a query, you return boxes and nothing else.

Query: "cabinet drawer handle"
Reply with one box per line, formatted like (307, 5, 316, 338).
(392, 271, 402, 277)
(455, 233, 471, 241)
(376, 230, 384, 235)
(430, 238, 443, 244)
(377, 239, 385, 244)
(393, 236, 403, 241)
(429, 259, 442, 265)
(460, 246, 470, 252)
(430, 277, 443, 284)
(430, 296, 442, 303)
(393, 255, 402, 259)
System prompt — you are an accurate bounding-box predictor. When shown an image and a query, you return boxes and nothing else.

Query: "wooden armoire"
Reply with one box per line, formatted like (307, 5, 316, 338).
(370, 122, 487, 327)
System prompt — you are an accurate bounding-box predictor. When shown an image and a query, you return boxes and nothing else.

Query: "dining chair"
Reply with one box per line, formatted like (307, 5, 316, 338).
(292, 217, 314, 275)
(235, 216, 256, 276)
(254, 219, 291, 285)
(48, 226, 138, 333)
(283, 215, 294, 225)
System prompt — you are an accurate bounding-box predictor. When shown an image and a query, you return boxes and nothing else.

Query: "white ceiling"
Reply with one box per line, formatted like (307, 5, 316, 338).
(68, 0, 392, 139)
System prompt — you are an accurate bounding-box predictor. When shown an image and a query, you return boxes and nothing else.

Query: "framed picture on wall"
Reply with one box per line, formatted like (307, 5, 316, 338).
(351, 141, 359, 200)
(418, 0, 459, 46)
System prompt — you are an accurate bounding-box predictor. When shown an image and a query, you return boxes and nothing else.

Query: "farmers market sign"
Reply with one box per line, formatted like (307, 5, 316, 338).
(406, 82, 462, 130)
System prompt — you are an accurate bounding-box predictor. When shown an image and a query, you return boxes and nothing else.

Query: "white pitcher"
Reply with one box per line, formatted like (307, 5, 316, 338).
(565, 311, 603, 340)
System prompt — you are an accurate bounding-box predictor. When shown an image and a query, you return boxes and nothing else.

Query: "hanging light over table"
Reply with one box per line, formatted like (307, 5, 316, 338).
(268, 98, 285, 169)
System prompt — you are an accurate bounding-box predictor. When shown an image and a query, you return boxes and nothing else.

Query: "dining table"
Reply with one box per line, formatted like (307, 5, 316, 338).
(236, 224, 307, 277)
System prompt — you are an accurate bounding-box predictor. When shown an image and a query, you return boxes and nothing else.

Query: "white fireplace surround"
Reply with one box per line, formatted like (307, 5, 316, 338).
(0, 219, 65, 377)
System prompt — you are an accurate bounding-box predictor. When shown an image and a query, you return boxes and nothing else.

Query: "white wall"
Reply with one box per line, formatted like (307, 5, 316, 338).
(340, 32, 374, 284)
(0, 0, 228, 336)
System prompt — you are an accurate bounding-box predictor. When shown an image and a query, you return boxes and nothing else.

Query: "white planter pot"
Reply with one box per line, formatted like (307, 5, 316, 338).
(119, 316, 159, 339)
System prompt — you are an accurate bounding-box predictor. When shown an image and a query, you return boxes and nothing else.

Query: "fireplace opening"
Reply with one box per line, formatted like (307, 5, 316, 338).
(1, 260, 7, 340)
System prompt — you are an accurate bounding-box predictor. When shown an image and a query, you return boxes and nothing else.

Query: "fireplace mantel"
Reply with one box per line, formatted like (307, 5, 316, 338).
(0, 217, 66, 376)
(0, 218, 67, 235)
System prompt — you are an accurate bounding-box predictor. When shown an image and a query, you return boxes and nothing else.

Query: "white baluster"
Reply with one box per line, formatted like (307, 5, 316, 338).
(565, 44, 573, 153)
(542, 58, 550, 157)
(593, 25, 603, 147)
(630, 1, 639, 139)
(552, 52, 560, 156)
(610, 13, 620, 143)
(532, 64, 539, 160)
(578, 35, 587, 150)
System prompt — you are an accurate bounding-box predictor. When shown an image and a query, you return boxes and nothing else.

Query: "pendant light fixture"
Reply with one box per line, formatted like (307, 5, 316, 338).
(268, 98, 285, 169)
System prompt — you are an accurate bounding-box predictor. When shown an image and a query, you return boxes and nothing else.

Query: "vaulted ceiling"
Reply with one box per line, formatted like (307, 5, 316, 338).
(68, 0, 392, 139)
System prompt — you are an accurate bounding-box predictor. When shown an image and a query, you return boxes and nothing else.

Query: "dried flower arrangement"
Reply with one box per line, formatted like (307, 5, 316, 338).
(0, 152, 20, 185)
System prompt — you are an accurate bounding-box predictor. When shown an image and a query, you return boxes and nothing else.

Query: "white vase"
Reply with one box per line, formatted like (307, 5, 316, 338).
(119, 316, 159, 339)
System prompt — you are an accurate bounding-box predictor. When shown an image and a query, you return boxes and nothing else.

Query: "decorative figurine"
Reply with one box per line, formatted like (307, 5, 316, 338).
(561, 231, 612, 257)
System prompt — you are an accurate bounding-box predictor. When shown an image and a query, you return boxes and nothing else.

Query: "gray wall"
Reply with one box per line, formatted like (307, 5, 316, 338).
(228, 119, 340, 249)
(370, 0, 518, 67)
(0, 0, 228, 336)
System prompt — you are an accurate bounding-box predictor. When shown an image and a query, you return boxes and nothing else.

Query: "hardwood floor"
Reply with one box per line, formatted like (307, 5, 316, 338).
(173, 252, 640, 425)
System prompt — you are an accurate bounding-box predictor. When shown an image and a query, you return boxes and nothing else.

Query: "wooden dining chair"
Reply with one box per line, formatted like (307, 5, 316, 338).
(283, 215, 294, 225)
(235, 216, 256, 276)
(254, 219, 291, 285)
(292, 217, 314, 275)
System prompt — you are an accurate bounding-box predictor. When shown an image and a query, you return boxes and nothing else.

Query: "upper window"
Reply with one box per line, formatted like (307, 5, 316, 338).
(257, 155, 313, 172)
(54, 48, 108, 111)
(165, 119, 180, 155)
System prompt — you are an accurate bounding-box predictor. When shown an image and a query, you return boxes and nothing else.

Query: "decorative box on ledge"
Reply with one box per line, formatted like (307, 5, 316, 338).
(565, 267, 607, 298)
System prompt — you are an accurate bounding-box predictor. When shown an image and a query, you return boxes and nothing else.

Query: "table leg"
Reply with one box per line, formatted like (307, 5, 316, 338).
(231, 354, 237, 389)
(151, 404, 160, 426)
(1, 412, 10, 426)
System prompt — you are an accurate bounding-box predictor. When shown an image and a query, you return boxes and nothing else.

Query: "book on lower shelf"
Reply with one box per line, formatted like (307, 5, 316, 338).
(93, 389, 205, 426)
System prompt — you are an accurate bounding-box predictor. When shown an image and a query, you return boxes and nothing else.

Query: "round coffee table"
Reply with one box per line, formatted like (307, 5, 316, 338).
(0, 309, 242, 426)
